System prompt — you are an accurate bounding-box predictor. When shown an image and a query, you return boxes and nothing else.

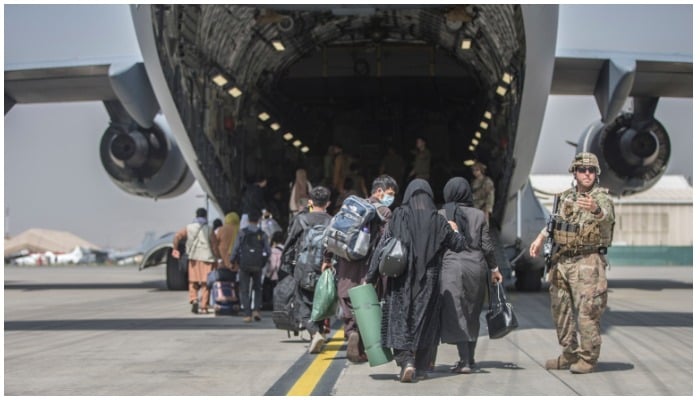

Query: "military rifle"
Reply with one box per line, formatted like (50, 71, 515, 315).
(543, 194, 560, 277)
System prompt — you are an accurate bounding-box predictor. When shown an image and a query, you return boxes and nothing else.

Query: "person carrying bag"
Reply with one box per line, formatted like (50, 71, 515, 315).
(486, 281, 519, 339)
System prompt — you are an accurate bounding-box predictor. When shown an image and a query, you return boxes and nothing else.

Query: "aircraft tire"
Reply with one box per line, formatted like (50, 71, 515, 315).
(166, 252, 188, 290)
(515, 268, 543, 292)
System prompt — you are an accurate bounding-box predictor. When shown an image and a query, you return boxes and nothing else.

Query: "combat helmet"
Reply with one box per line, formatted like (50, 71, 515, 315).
(568, 152, 601, 174)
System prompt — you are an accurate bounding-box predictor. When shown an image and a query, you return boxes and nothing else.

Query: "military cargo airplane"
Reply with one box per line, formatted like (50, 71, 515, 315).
(5, 5, 691, 291)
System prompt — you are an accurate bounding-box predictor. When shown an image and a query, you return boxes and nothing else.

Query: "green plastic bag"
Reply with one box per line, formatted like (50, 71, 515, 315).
(310, 268, 338, 322)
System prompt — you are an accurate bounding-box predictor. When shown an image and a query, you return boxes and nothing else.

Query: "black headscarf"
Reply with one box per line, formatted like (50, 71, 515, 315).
(388, 179, 451, 294)
(442, 177, 473, 246)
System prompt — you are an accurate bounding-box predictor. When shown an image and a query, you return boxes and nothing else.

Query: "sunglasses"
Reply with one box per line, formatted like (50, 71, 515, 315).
(576, 166, 597, 174)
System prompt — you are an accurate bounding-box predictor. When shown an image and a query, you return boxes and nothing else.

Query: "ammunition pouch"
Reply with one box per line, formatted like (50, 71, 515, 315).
(553, 219, 614, 249)
(579, 219, 614, 248)
(553, 220, 579, 246)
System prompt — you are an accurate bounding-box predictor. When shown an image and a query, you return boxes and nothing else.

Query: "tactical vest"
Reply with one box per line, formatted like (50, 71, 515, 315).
(552, 187, 615, 249)
(186, 223, 215, 262)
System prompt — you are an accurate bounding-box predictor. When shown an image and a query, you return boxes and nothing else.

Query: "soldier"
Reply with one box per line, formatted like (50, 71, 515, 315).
(408, 136, 431, 181)
(529, 152, 615, 374)
(470, 161, 495, 220)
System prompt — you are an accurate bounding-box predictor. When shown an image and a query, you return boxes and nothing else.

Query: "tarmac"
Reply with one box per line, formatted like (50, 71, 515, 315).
(4, 264, 693, 396)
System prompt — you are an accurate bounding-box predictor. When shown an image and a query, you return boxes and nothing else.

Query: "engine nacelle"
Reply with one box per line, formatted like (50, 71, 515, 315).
(578, 112, 670, 196)
(99, 114, 194, 198)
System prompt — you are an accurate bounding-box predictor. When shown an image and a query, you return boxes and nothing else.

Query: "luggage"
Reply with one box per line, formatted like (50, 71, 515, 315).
(211, 280, 239, 316)
(207, 267, 237, 286)
(293, 220, 328, 292)
(272, 275, 304, 336)
(239, 228, 268, 272)
(207, 268, 239, 316)
(324, 195, 376, 261)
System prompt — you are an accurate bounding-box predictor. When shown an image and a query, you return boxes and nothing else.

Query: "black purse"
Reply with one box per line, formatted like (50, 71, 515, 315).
(486, 282, 519, 339)
(378, 236, 408, 277)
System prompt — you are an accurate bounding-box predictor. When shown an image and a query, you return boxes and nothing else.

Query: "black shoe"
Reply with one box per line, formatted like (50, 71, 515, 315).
(190, 302, 199, 314)
(415, 369, 428, 381)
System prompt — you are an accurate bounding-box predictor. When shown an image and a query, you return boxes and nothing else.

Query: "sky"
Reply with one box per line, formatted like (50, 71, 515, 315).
(3, 4, 695, 250)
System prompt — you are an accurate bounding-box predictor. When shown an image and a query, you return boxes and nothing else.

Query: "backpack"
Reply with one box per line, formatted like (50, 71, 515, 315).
(324, 195, 376, 261)
(238, 228, 268, 272)
(294, 218, 328, 291)
(272, 274, 304, 336)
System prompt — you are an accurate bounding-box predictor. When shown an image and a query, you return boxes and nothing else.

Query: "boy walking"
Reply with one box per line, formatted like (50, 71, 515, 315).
(231, 208, 270, 322)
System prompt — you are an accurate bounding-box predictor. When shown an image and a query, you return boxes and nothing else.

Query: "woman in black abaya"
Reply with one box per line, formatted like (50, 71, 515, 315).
(439, 176, 502, 373)
(366, 179, 466, 382)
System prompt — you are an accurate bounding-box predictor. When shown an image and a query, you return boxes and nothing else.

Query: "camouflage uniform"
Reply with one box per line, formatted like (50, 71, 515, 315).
(471, 175, 494, 215)
(547, 153, 615, 367)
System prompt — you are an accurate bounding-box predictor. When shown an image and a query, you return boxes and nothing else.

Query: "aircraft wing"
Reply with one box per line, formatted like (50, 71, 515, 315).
(551, 50, 692, 98)
(5, 64, 117, 109)
(544, 49, 692, 200)
(4, 59, 195, 199)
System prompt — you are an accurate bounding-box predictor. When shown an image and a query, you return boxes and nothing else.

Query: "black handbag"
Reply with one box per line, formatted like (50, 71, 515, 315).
(486, 282, 519, 339)
(179, 252, 189, 271)
(378, 236, 408, 277)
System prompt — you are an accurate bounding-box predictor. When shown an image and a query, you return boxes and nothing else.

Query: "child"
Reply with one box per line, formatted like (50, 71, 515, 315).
(262, 231, 285, 310)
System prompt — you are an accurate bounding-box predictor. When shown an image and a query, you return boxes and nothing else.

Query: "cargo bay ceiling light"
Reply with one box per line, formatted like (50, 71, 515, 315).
(211, 74, 228, 87)
(463, 159, 476, 167)
(283, 132, 293, 141)
(471, 138, 479, 146)
(460, 38, 472, 50)
(484, 111, 492, 120)
(480, 121, 488, 130)
(292, 139, 302, 147)
(301, 146, 310, 153)
(502, 72, 513, 84)
(475, 131, 482, 139)
(271, 39, 285, 51)
(227, 86, 242, 98)
(270, 122, 281, 131)
(258, 112, 270, 121)
(496, 85, 508, 96)
(468, 145, 476, 152)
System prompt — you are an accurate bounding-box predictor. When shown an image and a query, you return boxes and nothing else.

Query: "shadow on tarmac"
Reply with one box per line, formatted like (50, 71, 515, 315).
(596, 361, 635, 372)
(6, 309, 690, 332)
(4, 318, 287, 331)
(607, 279, 692, 290)
(4, 281, 167, 291)
(602, 311, 692, 327)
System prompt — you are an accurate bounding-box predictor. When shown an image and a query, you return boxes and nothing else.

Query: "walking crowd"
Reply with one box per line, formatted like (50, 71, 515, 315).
(171, 148, 614, 381)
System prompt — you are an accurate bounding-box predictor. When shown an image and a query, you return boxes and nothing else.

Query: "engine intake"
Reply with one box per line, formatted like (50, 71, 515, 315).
(100, 115, 194, 198)
(578, 112, 670, 196)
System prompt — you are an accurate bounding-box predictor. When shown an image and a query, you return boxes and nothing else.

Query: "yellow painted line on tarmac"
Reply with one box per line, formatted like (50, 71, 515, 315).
(287, 328, 346, 396)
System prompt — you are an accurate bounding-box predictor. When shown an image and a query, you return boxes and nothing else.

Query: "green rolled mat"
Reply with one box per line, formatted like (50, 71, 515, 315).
(348, 284, 393, 366)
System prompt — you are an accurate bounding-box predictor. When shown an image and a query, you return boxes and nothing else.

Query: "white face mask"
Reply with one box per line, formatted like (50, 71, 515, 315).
(380, 194, 395, 207)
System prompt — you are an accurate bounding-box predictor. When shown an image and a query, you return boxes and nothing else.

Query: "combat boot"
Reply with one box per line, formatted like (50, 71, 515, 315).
(570, 359, 596, 374)
(545, 354, 577, 370)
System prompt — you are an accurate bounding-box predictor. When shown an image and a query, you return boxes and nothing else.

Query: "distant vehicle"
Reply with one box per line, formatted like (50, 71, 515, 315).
(13, 246, 96, 265)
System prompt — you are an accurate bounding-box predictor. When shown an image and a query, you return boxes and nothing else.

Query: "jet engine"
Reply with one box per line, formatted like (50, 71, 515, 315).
(99, 114, 194, 199)
(577, 111, 670, 196)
